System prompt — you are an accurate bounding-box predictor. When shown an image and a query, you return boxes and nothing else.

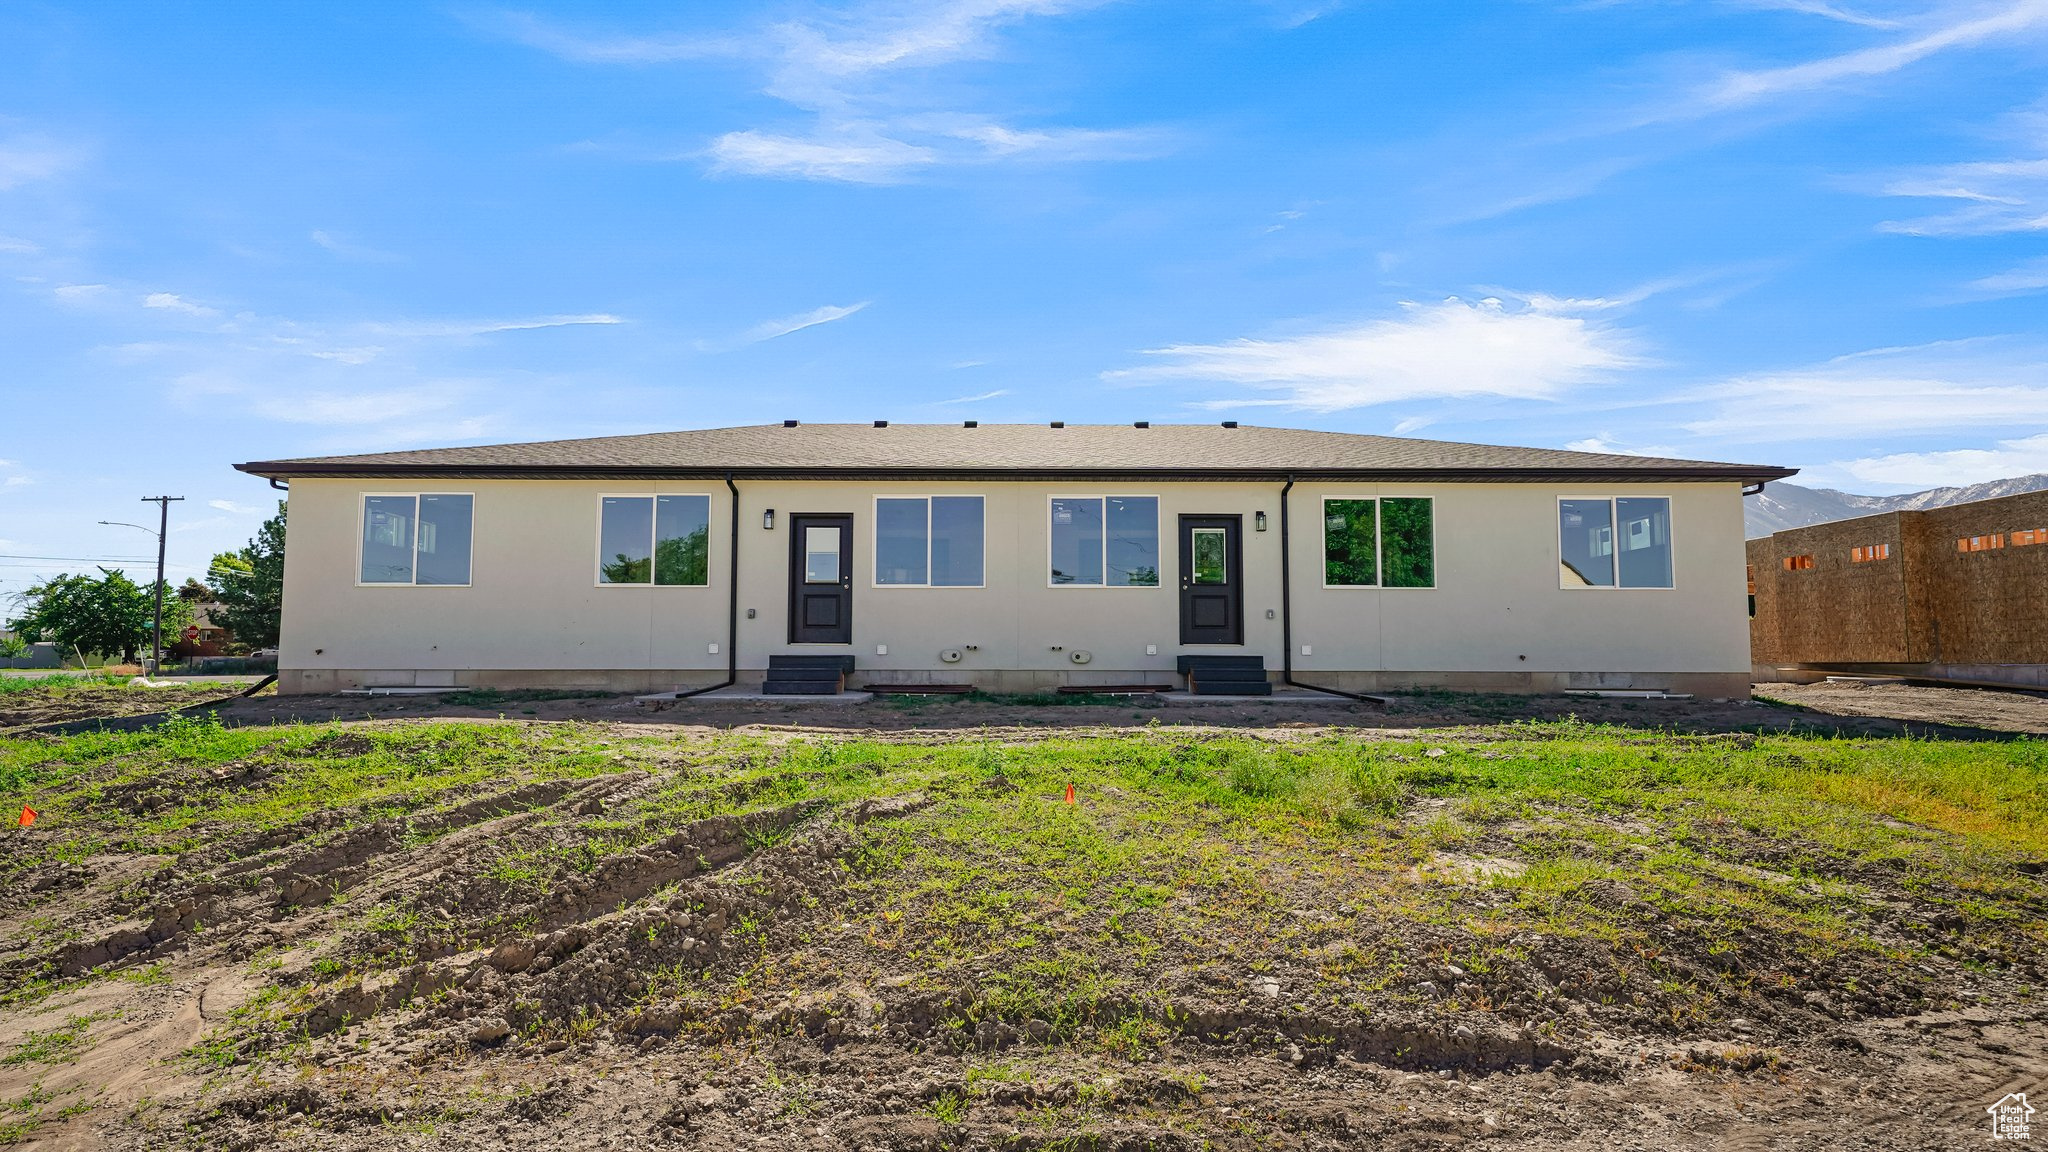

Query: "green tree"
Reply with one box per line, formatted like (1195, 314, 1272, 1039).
(6, 569, 189, 664)
(653, 525, 709, 585)
(209, 501, 286, 649)
(1379, 497, 1435, 589)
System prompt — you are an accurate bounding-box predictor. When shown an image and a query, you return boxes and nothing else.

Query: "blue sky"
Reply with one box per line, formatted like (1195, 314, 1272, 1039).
(3, 0, 2047, 601)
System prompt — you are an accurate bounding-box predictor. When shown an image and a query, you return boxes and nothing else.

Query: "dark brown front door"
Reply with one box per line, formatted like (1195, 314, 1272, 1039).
(788, 514, 854, 645)
(1178, 515, 1243, 645)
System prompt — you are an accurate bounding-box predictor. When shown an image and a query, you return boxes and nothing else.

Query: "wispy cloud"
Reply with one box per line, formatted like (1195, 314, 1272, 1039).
(708, 131, 935, 182)
(1877, 158, 2048, 235)
(207, 499, 263, 516)
(1829, 431, 2048, 487)
(1700, 1, 2048, 110)
(366, 314, 623, 338)
(52, 283, 109, 302)
(0, 135, 82, 190)
(1563, 434, 1679, 457)
(143, 292, 220, 318)
(1270, 2, 1346, 29)
(1682, 339, 2048, 442)
(51, 282, 629, 446)
(1731, 0, 1903, 28)
(490, 11, 737, 63)
(938, 388, 1010, 404)
(248, 387, 472, 427)
(0, 457, 34, 493)
(1107, 296, 1644, 411)
(1969, 256, 2048, 295)
(728, 301, 870, 346)
(502, 1, 1160, 183)
(765, 0, 1087, 82)
(310, 229, 403, 263)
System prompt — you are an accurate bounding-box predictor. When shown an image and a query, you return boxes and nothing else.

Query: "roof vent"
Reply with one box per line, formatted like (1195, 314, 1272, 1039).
(782, 419, 799, 428)
(1050, 421, 1065, 428)
(874, 419, 889, 428)
(963, 420, 978, 428)
(1220, 420, 1239, 429)
(1133, 420, 1149, 429)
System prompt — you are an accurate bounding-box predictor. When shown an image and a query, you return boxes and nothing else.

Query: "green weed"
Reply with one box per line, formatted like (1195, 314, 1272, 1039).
(1, 1012, 112, 1067)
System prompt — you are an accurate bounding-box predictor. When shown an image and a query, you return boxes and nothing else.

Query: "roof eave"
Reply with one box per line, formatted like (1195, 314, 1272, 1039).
(235, 461, 1800, 485)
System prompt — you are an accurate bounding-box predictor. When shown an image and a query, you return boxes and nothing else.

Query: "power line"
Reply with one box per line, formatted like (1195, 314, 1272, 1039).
(0, 553, 159, 563)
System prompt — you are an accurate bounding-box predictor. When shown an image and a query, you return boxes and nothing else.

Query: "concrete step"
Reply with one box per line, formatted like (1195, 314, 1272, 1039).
(1189, 676, 1273, 696)
(769, 655, 857, 673)
(1176, 655, 1267, 675)
(764, 666, 845, 682)
(761, 680, 845, 695)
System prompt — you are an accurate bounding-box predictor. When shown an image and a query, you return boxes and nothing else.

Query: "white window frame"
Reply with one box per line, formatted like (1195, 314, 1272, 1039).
(592, 493, 715, 589)
(355, 492, 475, 588)
(870, 494, 987, 589)
(1046, 494, 1162, 589)
(1557, 495, 1676, 591)
(1320, 495, 1437, 590)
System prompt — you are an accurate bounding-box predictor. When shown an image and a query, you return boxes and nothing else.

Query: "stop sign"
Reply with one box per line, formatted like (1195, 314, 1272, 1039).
(182, 626, 200, 641)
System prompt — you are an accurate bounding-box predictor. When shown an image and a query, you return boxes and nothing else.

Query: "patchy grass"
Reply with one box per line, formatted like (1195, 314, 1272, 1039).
(0, 673, 217, 698)
(3, 713, 2044, 1106)
(1, 1012, 114, 1068)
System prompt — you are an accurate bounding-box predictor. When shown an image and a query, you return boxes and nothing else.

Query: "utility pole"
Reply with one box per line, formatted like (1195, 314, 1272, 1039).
(100, 497, 185, 674)
(141, 496, 183, 674)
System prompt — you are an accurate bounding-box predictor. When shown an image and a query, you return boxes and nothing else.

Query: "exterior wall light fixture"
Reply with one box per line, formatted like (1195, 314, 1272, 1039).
(763, 509, 775, 530)
(1255, 511, 1268, 532)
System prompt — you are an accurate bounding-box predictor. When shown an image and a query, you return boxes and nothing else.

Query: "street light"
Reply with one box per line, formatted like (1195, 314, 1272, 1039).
(99, 495, 184, 674)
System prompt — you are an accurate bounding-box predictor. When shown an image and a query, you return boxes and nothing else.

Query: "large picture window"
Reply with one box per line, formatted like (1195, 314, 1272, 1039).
(1322, 497, 1434, 588)
(1050, 496, 1158, 586)
(360, 494, 473, 586)
(598, 495, 710, 585)
(876, 496, 984, 587)
(1560, 496, 1671, 589)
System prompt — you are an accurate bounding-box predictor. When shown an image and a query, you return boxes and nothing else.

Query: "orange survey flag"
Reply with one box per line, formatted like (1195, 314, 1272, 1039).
(1063, 783, 1075, 805)
(17, 806, 35, 828)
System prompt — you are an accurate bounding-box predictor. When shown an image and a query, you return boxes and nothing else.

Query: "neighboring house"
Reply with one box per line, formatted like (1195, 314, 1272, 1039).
(169, 604, 233, 659)
(1748, 487, 2048, 689)
(234, 422, 1793, 697)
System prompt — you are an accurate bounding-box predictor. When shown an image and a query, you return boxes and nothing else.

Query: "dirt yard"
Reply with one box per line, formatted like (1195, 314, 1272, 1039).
(1759, 678, 2048, 736)
(0, 678, 251, 735)
(201, 675, 2048, 740)
(0, 684, 2042, 1150)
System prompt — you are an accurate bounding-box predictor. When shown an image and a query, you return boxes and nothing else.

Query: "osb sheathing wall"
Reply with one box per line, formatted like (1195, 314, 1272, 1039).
(1745, 537, 1785, 664)
(1749, 489, 2048, 666)
(1917, 491, 2048, 664)
(1749, 513, 1912, 663)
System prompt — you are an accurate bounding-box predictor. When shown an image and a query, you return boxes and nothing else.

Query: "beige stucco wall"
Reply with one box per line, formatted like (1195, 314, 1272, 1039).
(276, 477, 1752, 695)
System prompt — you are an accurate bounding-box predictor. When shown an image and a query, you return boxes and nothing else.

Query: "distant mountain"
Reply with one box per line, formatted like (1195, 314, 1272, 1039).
(1745, 474, 2048, 538)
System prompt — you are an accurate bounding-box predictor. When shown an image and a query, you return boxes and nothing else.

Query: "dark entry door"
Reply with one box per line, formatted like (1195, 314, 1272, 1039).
(1178, 515, 1243, 645)
(788, 514, 854, 644)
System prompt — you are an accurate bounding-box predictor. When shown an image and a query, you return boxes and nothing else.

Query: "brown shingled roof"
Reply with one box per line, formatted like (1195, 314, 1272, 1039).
(234, 423, 1796, 484)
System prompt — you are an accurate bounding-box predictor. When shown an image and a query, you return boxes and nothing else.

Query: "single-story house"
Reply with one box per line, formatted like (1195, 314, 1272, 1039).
(233, 422, 1795, 697)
